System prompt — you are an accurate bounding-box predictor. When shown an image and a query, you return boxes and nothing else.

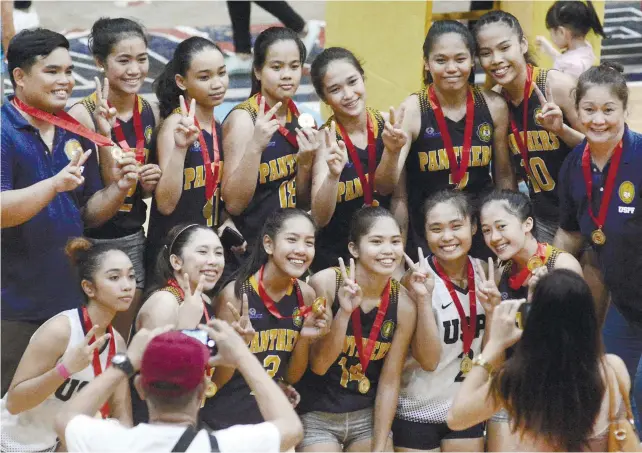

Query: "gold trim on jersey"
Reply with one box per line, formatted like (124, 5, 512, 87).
(247, 274, 295, 296)
(81, 92, 146, 115)
(231, 93, 294, 124)
(323, 107, 384, 140)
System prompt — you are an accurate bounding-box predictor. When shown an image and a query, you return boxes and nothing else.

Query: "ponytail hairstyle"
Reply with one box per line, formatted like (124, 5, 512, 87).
(575, 62, 628, 111)
(250, 26, 306, 96)
(154, 37, 223, 118)
(233, 208, 316, 299)
(545, 1, 606, 39)
(473, 10, 537, 66)
(349, 206, 401, 247)
(146, 223, 215, 296)
(65, 237, 128, 303)
(423, 20, 476, 85)
(480, 189, 538, 237)
(87, 17, 148, 66)
(310, 47, 365, 101)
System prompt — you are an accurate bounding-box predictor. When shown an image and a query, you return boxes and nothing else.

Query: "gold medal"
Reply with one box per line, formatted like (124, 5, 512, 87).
(297, 112, 315, 129)
(591, 229, 606, 245)
(312, 297, 326, 316)
(205, 380, 218, 398)
(371, 199, 380, 207)
(460, 356, 473, 374)
(202, 199, 213, 220)
(358, 376, 371, 394)
(111, 146, 123, 162)
(527, 255, 544, 272)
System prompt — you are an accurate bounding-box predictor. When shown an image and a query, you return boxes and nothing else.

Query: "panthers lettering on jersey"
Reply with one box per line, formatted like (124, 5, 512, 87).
(80, 92, 156, 239)
(506, 67, 573, 223)
(313, 108, 393, 271)
(201, 276, 305, 429)
(227, 94, 299, 250)
(296, 269, 400, 415)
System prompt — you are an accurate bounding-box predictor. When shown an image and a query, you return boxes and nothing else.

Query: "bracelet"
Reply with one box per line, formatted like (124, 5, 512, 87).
(56, 363, 71, 380)
(472, 354, 495, 378)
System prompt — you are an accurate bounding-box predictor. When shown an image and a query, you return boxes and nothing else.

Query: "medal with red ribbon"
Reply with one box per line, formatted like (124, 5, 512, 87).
(504, 65, 536, 184)
(12, 96, 114, 148)
(351, 278, 391, 382)
(336, 112, 378, 206)
(167, 278, 211, 322)
(508, 242, 548, 290)
(257, 265, 308, 318)
(81, 306, 115, 419)
(581, 141, 624, 246)
(432, 257, 476, 373)
(429, 85, 475, 187)
(256, 93, 301, 149)
(110, 95, 146, 165)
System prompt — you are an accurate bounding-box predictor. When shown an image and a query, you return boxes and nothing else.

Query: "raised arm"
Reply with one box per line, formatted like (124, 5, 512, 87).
(484, 90, 517, 190)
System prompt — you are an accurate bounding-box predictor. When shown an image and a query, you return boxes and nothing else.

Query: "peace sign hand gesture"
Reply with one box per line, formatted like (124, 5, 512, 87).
(253, 96, 281, 150)
(173, 96, 200, 150)
(338, 258, 363, 315)
(60, 324, 111, 375)
(475, 257, 502, 315)
(226, 294, 256, 344)
(534, 83, 564, 135)
(324, 121, 348, 178)
(402, 248, 435, 303)
(93, 77, 118, 137)
(382, 105, 408, 154)
(175, 272, 206, 328)
(53, 149, 92, 193)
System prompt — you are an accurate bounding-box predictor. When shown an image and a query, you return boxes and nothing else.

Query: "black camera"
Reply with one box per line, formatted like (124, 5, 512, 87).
(181, 329, 217, 355)
(516, 302, 531, 330)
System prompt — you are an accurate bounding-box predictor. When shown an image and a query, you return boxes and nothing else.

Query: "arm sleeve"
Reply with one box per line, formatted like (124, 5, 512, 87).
(65, 414, 127, 452)
(558, 153, 581, 232)
(212, 422, 281, 453)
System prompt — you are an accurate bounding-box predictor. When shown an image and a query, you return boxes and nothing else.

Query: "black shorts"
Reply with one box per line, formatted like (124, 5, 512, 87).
(392, 417, 485, 450)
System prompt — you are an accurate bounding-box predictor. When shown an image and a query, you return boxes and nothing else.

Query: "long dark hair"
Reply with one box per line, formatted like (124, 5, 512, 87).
(473, 10, 537, 66)
(491, 270, 604, 451)
(154, 36, 223, 118)
(349, 206, 400, 245)
(88, 17, 148, 64)
(423, 20, 476, 85)
(250, 26, 306, 96)
(423, 189, 475, 225)
(545, 1, 606, 39)
(233, 208, 316, 299)
(310, 47, 364, 101)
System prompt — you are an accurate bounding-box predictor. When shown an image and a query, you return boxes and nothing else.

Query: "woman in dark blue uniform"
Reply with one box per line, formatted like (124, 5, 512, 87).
(207, 208, 329, 430)
(146, 37, 242, 284)
(555, 63, 642, 428)
(68, 18, 160, 338)
(296, 207, 433, 452)
(308, 47, 407, 271)
(222, 27, 320, 253)
(375, 20, 515, 263)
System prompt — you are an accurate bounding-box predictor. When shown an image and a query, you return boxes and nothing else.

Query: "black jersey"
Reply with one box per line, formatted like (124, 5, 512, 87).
(296, 269, 400, 414)
(131, 284, 216, 425)
(313, 108, 392, 271)
(146, 117, 224, 271)
(498, 243, 563, 301)
(202, 275, 305, 429)
(405, 85, 495, 260)
(80, 93, 156, 239)
(505, 67, 573, 224)
(226, 94, 299, 250)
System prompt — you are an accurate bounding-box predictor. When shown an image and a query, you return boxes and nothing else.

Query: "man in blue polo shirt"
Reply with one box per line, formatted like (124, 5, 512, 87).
(1, 29, 139, 395)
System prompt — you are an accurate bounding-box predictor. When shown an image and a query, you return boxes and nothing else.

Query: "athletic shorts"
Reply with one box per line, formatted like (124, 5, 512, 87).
(90, 230, 146, 289)
(299, 407, 390, 449)
(391, 417, 484, 450)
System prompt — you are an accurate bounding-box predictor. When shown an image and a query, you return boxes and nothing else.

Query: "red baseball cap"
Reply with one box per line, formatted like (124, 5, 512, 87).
(140, 331, 209, 397)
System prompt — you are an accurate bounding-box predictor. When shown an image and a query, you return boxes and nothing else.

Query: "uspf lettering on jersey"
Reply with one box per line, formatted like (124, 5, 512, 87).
(443, 314, 486, 344)
(55, 378, 89, 402)
(183, 161, 225, 191)
(417, 146, 492, 172)
(342, 335, 392, 361)
(259, 154, 297, 184)
(248, 328, 299, 354)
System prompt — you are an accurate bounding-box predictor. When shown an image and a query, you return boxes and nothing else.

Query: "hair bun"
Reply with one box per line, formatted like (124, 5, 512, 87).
(598, 62, 624, 74)
(65, 237, 93, 266)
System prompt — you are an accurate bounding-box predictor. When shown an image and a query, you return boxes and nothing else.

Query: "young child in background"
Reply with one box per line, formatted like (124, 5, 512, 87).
(535, 0, 606, 78)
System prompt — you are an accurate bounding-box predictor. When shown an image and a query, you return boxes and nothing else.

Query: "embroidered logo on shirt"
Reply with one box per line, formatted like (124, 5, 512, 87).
(292, 307, 303, 328)
(64, 139, 83, 161)
(619, 181, 635, 204)
(248, 307, 263, 319)
(477, 122, 493, 143)
(424, 127, 441, 138)
(145, 125, 153, 144)
(381, 320, 395, 339)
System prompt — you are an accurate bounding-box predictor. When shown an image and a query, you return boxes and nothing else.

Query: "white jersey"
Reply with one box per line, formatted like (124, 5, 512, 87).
(1, 308, 118, 452)
(396, 256, 486, 424)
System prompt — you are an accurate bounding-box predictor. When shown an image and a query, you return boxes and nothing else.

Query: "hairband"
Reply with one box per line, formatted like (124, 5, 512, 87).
(168, 224, 199, 255)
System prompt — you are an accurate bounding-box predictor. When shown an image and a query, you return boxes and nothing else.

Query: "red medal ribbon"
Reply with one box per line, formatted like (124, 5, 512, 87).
(257, 265, 307, 319)
(81, 306, 115, 419)
(432, 257, 477, 356)
(581, 141, 624, 233)
(336, 112, 377, 205)
(508, 242, 548, 290)
(256, 93, 301, 149)
(110, 95, 146, 164)
(192, 116, 221, 203)
(504, 65, 535, 181)
(167, 278, 211, 322)
(11, 96, 113, 147)
(351, 279, 391, 374)
(428, 85, 475, 186)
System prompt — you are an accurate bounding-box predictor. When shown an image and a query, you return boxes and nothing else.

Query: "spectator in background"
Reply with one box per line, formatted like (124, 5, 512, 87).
(55, 321, 304, 452)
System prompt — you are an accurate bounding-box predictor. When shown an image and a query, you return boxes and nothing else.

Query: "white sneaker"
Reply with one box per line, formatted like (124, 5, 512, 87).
(13, 7, 40, 32)
(226, 54, 253, 75)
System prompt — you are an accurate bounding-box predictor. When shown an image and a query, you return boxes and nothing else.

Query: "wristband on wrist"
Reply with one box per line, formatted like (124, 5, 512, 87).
(472, 354, 495, 378)
(56, 363, 71, 380)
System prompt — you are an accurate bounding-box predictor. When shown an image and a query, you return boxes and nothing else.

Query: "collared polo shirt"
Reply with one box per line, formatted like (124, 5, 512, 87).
(558, 126, 642, 328)
(1, 97, 102, 321)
